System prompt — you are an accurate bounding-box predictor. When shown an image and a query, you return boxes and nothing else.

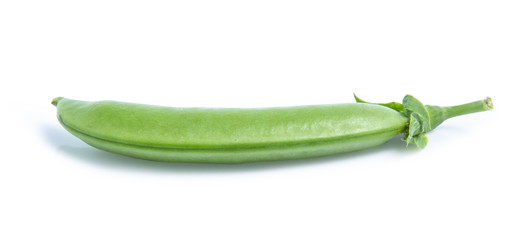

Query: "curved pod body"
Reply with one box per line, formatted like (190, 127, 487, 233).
(54, 98, 408, 163)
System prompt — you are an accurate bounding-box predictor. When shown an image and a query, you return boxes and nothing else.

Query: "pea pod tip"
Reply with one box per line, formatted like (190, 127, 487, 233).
(51, 97, 63, 106)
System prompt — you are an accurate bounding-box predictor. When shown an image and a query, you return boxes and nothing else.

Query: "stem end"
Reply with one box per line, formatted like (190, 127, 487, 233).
(484, 97, 493, 111)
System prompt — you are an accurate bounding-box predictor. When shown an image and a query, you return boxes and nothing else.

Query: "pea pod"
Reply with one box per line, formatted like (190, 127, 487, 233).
(51, 95, 492, 163)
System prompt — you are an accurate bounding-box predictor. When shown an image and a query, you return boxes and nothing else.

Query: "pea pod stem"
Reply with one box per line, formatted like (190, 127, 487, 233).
(425, 97, 493, 132)
(442, 97, 493, 119)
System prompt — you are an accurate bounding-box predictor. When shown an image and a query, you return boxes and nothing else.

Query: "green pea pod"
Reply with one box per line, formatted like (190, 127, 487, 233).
(51, 95, 492, 163)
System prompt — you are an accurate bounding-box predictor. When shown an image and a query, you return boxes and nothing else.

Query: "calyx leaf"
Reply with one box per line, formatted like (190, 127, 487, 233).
(402, 95, 431, 132)
(354, 94, 433, 149)
(353, 94, 405, 113)
(412, 135, 429, 149)
(405, 112, 422, 145)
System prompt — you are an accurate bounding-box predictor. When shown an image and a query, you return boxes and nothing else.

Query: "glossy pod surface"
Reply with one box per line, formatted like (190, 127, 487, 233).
(54, 98, 409, 163)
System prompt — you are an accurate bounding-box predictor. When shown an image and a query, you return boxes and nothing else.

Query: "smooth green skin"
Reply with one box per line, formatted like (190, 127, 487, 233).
(53, 98, 408, 163)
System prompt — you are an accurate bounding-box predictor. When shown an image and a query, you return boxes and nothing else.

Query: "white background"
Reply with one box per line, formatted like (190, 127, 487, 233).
(1, 1, 525, 239)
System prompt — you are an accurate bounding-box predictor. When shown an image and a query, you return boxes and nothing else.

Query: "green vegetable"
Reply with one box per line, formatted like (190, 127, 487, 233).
(51, 95, 492, 163)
